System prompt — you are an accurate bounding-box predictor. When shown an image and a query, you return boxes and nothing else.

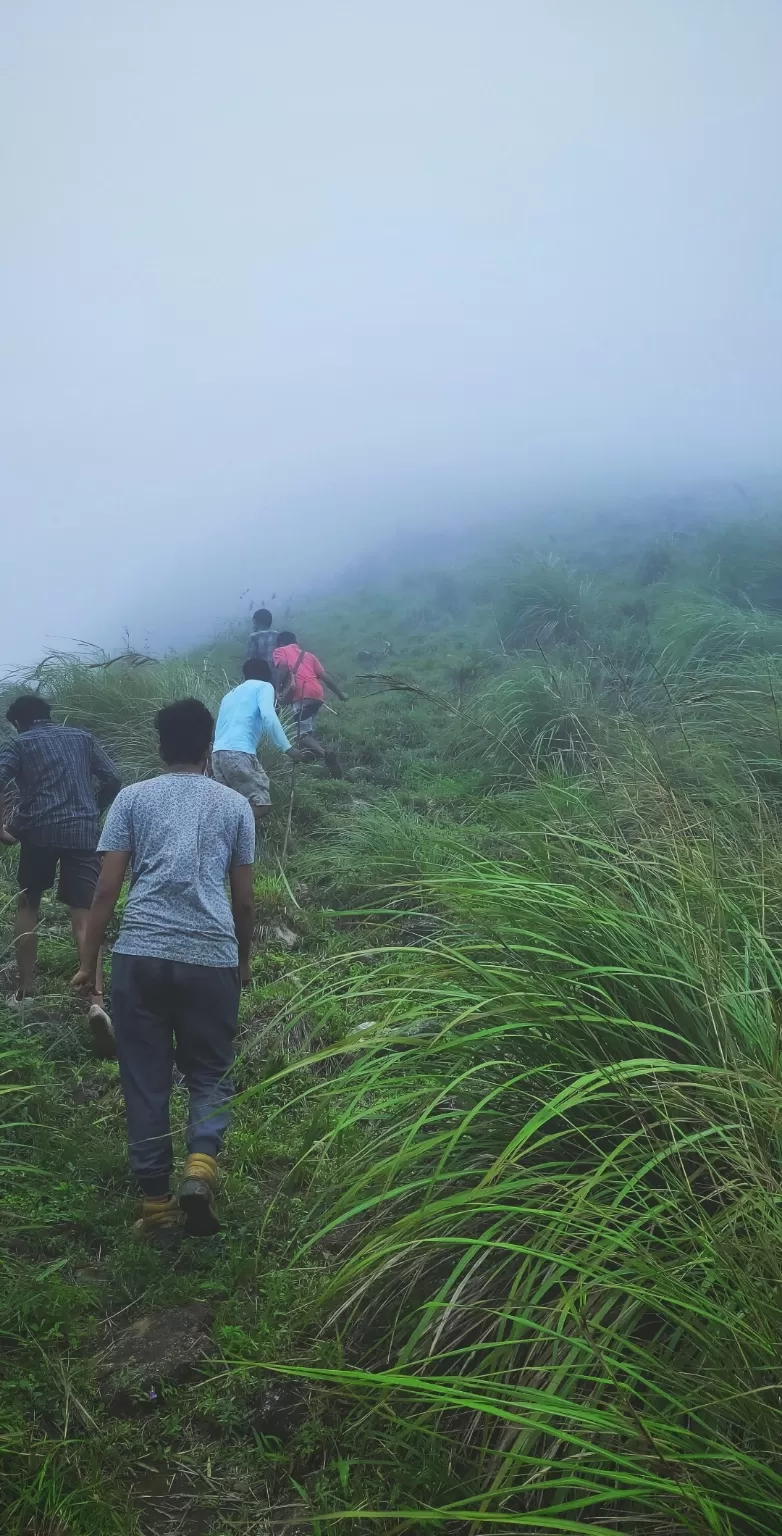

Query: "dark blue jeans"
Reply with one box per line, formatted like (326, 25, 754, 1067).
(111, 953, 240, 1195)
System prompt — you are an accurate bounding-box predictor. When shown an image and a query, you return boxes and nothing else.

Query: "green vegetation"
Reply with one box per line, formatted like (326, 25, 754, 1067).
(6, 510, 782, 1531)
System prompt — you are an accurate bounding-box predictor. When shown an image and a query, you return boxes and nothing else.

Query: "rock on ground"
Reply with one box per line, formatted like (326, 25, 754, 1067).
(95, 1302, 215, 1414)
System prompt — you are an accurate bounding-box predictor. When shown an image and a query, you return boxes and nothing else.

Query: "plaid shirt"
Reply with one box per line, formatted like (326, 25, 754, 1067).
(245, 628, 279, 665)
(0, 722, 121, 849)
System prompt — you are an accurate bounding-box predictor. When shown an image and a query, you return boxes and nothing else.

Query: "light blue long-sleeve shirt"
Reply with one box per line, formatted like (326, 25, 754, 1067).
(213, 680, 292, 756)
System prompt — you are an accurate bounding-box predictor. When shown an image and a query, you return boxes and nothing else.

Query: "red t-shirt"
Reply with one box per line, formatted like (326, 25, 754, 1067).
(273, 644, 325, 702)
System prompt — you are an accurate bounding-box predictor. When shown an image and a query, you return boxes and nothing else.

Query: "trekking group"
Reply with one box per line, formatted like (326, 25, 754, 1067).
(0, 612, 346, 1243)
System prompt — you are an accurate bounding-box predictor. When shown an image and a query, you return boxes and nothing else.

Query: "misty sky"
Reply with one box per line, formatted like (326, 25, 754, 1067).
(2, 2, 781, 667)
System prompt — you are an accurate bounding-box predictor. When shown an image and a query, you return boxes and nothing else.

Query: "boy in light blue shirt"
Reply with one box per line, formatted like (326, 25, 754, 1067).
(212, 660, 301, 824)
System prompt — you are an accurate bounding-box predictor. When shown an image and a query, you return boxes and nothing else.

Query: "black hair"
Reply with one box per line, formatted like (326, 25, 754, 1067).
(277, 629, 296, 646)
(253, 608, 273, 630)
(155, 698, 214, 766)
(242, 659, 273, 683)
(6, 694, 51, 730)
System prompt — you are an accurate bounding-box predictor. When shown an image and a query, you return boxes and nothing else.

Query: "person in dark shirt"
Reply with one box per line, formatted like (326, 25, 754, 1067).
(245, 608, 278, 668)
(0, 694, 121, 1043)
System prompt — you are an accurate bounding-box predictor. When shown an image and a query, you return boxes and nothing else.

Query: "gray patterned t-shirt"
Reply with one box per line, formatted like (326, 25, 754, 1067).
(98, 773, 255, 967)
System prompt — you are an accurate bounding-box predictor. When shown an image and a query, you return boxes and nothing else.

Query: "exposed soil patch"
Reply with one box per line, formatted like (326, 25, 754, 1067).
(96, 1303, 215, 1415)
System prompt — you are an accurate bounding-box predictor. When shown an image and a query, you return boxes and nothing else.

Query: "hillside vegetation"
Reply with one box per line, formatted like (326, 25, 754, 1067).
(5, 509, 782, 1532)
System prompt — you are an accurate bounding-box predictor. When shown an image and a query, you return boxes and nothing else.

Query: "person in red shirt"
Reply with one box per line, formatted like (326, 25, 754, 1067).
(272, 631, 347, 777)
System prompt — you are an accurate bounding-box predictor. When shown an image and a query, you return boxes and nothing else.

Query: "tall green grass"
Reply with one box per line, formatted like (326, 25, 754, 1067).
(2, 649, 232, 779)
(273, 807, 782, 1531)
(8, 514, 782, 1529)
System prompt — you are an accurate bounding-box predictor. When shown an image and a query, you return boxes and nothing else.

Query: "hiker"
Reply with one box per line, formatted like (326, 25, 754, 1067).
(273, 630, 347, 776)
(0, 694, 120, 1043)
(245, 607, 278, 669)
(356, 641, 394, 668)
(71, 698, 255, 1244)
(212, 658, 303, 825)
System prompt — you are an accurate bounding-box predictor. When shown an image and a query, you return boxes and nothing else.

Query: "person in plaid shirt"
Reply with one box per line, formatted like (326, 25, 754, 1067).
(0, 694, 120, 1048)
(244, 608, 278, 668)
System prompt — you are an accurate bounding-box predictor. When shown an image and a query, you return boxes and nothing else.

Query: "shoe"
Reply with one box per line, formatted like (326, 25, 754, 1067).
(178, 1153, 220, 1236)
(133, 1194, 181, 1249)
(88, 1003, 117, 1059)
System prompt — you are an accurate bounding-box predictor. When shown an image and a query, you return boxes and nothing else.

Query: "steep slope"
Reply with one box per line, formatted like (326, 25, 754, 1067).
(5, 512, 782, 1532)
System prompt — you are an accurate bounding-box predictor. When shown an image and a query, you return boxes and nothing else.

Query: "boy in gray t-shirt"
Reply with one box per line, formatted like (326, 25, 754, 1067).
(73, 698, 255, 1245)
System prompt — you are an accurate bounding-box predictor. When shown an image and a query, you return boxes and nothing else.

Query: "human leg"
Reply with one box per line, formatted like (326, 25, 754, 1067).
(170, 961, 240, 1233)
(68, 906, 115, 1055)
(59, 851, 102, 987)
(323, 747, 344, 779)
(292, 701, 325, 758)
(69, 907, 105, 1002)
(60, 851, 114, 1053)
(293, 700, 320, 738)
(13, 896, 40, 998)
(294, 703, 342, 776)
(299, 734, 326, 758)
(13, 843, 56, 997)
(212, 750, 270, 828)
(110, 953, 177, 1196)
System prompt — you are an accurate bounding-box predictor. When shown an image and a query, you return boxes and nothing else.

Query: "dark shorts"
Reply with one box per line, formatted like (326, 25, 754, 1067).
(18, 842, 101, 909)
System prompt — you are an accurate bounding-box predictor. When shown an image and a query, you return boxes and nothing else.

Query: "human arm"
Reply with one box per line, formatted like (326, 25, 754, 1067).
(90, 737, 122, 811)
(311, 653, 347, 702)
(230, 863, 255, 987)
(71, 850, 130, 991)
(0, 785, 16, 845)
(72, 790, 132, 990)
(274, 663, 292, 703)
(0, 741, 20, 842)
(321, 670, 348, 702)
(257, 684, 296, 755)
(230, 803, 256, 985)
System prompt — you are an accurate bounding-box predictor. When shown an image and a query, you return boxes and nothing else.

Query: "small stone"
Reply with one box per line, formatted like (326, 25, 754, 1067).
(250, 1377, 309, 1441)
(267, 924, 298, 950)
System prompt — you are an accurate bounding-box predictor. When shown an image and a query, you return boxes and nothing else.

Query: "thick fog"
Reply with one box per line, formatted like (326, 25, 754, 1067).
(2, 2, 781, 666)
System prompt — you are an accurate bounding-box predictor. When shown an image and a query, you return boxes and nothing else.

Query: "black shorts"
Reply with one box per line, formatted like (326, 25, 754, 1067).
(18, 843, 101, 909)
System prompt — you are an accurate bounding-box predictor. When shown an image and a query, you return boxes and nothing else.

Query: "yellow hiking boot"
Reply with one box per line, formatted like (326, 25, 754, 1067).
(133, 1194, 181, 1249)
(178, 1153, 220, 1236)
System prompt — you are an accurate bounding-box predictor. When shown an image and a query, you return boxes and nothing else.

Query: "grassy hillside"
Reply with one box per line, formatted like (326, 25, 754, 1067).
(6, 508, 782, 1531)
